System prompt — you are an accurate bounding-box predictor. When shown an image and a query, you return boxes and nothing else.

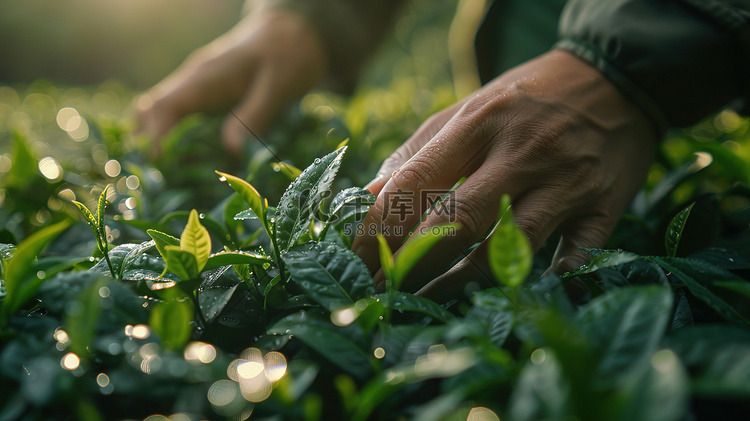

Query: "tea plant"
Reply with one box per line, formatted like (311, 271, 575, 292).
(2, 141, 750, 420)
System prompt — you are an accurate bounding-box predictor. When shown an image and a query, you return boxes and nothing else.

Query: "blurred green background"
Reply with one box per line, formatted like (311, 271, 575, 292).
(0, 0, 463, 243)
(1, 0, 750, 256)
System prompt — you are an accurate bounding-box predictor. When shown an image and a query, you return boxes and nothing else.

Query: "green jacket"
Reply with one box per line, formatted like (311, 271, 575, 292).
(249, 0, 750, 131)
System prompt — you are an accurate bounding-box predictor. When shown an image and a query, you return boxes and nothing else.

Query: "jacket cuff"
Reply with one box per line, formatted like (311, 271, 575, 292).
(246, 0, 403, 94)
(556, 0, 746, 130)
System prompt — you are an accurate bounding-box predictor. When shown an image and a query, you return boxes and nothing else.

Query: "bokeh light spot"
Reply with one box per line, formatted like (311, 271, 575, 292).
(373, 347, 386, 359)
(467, 407, 500, 421)
(38, 157, 63, 182)
(104, 159, 121, 177)
(61, 352, 80, 370)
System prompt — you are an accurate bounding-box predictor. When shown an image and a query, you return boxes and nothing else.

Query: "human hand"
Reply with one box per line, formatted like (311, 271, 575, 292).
(353, 50, 658, 302)
(134, 11, 327, 156)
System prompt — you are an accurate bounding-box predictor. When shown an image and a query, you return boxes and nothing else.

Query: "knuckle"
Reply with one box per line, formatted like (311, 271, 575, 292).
(391, 159, 437, 192)
(445, 196, 490, 240)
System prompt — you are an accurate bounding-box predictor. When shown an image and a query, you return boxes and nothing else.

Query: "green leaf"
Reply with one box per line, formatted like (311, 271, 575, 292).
(72, 200, 97, 228)
(216, 171, 266, 228)
(609, 350, 688, 421)
(665, 203, 694, 257)
(150, 296, 193, 350)
(234, 208, 260, 220)
(5, 132, 37, 189)
(650, 257, 750, 327)
(284, 242, 375, 311)
(65, 277, 107, 356)
(466, 292, 515, 347)
(488, 195, 532, 288)
(96, 185, 109, 238)
(273, 161, 303, 180)
(119, 240, 157, 279)
(561, 249, 641, 281)
(713, 281, 750, 299)
(374, 292, 454, 323)
(508, 349, 570, 421)
(180, 209, 211, 273)
(268, 311, 370, 379)
(2, 220, 71, 323)
(391, 223, 460, 291)
(165, 245, 199, 281)
(89, 244, 140, 278)
(0, 243, 16, 260)
(274, 147, 347, 252)
(327, 187, 375, 224)
(576, 286, 673, 385)
(376, 235, 394, 291)
(146, 229, 180, 260)
(203, 251, 270, 272)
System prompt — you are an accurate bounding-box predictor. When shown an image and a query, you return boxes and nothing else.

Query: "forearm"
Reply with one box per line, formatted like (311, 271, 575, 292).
(246, 0, 407, 93)
(556, 0, 750, 133)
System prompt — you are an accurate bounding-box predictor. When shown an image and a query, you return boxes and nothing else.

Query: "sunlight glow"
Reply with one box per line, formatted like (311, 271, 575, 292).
(61, 352, 80, 370)
(185, 342, 217, 364)
(331, 307, 358, 326)
(38, 157, 63, 181)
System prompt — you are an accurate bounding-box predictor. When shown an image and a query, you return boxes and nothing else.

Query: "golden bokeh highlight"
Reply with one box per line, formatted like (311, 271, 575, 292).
(467, 407, 501, 421)
(132, 324, 151, 340)
(373, 347, 386, 359)
(221, 347, 287, 407)
(61, 352, 80, 370)
(96, 373, 110, 387)
(184, 341, 217, 364)
(38, 157, 63, 182)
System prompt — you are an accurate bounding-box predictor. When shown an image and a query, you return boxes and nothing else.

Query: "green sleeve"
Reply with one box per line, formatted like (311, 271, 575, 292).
(556, 0, 750, 132)
(247, 0, 406, 93)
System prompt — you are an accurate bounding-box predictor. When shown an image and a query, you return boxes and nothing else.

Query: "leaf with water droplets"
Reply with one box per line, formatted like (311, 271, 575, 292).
(284, 241, 374, 311)
(274, 146, 347, 252)
(147, 229, 180, 261)
(374, 291, 454, 323)
(561, 249, 640, 281)
(650, 257, 750, 328)
(96, 185, 109, 237)
(327, 187, 375, 223)
(72, 200, 97, 228)
(665, 203, 694, 257)
(203, 250, 270, 272)
(0, 243, 16, 260)
(1, 221, 71, 324)
(216, 170, 268, 231)
(180, 209, 211, 273)
(268, 311, 370, 379)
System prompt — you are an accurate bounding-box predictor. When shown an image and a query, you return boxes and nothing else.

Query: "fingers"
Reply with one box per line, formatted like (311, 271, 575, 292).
(364, 102, 465, 195)
(415, 200, 617, 303)
(353, 109, 499, 274)
(133, 11, 327, 157)
(374, 161, 530, 292)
